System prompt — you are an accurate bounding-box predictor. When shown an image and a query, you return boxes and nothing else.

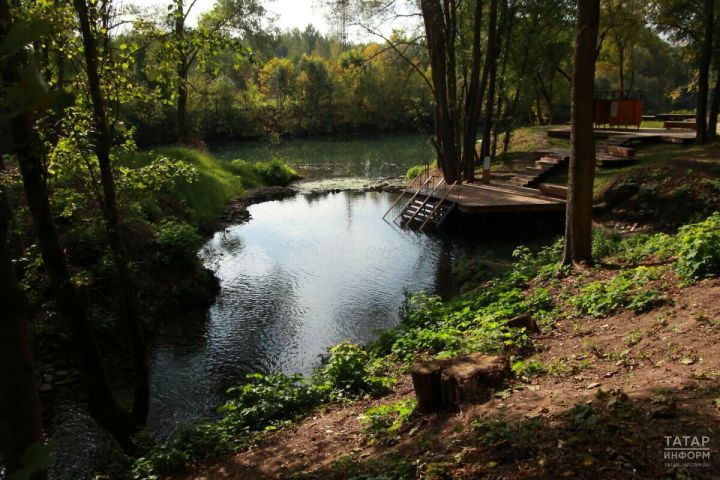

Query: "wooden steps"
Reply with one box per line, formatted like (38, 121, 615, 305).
(510, 153, 569, 188)
(400, 196, 455, 229)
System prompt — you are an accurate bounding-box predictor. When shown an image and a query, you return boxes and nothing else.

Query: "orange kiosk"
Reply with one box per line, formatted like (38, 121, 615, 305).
(594, 91, 643, 129)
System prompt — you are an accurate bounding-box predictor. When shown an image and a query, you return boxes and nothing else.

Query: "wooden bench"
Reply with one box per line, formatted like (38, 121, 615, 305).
(664, 120, 697, 131)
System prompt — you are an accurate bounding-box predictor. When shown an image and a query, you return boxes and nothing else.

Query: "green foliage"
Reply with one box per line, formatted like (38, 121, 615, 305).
(472, 415, 542, 448)
(121, 147, 244, 223)
(252, 159, 299, 186)
(675, 212, 720, 281)
(221, 373, 328, 431)
(133, 373, 328, 478)
(571, 266, 667, 317)
(322, 341, 389, 397)
(359, 398, 416, 444)
(153, 219, 202, 265)
(6, 442, 54, 480)
(511, 360, 546, 380)
(510, 239, 565, 284)
(610, 232, 677, 264)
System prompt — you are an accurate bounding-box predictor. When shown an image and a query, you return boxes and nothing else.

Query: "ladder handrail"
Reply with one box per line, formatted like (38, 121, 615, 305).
(404, 177, 446, 226)
(381, 173, 424, 221)
(419, 180, 458, 231)
(392, 175, 434, 223)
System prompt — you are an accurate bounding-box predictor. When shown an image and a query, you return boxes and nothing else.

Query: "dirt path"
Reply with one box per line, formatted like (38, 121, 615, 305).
(179, 279, 720, 479)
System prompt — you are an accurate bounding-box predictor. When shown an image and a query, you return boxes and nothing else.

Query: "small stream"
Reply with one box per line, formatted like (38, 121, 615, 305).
(147, 190, 460, 435)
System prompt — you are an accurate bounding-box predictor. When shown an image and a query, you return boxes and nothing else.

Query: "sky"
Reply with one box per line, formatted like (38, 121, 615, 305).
(126, 0, 334, 33)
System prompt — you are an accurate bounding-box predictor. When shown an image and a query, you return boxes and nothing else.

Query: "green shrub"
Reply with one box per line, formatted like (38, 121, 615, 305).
(228, 159, 263, 188)
(406, 164, 427, 179)
(154, 219, 202, 265)
(675, 212, 720, 280)
(221, 373, 327, 430)
(121, 147, 243, 223)
(359, 398, 416, 443)
(612, 232, 677, 264)
(252, 159, 298, 186)
(571, 266, 667, 317)
(511, 360, 546, 380)
(322, 341, 388, 397)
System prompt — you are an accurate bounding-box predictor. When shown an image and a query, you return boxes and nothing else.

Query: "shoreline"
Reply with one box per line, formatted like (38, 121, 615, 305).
(218, 177, 407, 227)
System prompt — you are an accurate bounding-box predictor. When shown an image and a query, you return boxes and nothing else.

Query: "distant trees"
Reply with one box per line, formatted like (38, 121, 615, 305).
(259, 58, 296, 110)
(563, 0, 601, 265)
(651, 0, 719, 142)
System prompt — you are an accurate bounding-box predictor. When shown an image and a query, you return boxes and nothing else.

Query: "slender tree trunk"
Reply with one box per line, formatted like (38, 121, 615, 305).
(0, 158, 45, 478)
(709, 69, 720, 139)
(617, 40, 625, 94)
(460, 0, 485, 182)
(73, 0, 149, 426)
(176, 0, 189, 144)
(494, 0, 512, 162)
(480, 0, 500, 161)
(563, 0, 600, 265)
(696, 0, 715, 143)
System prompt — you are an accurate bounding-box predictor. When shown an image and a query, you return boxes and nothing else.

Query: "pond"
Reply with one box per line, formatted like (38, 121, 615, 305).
(148, 190, 460, 435)
(212, 132, 435, 180)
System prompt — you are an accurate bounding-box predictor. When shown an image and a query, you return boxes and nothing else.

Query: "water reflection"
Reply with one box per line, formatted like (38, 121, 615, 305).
(148, 191, 454, 435)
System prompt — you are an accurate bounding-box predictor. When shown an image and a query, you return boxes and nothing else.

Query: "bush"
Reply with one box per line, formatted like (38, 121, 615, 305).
(571, 266, 667, 317)
(228, 159, 263, 188)
(322, 341, 388, 397)
(675, 212, 720, 281)
(221, 373, 327, 430)
(252, 159, 298, 186)
(154, 219, 202, 265)
(359, 398, 416, 443)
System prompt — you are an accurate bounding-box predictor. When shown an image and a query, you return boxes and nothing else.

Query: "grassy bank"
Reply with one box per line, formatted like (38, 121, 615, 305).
(120, 147, 297, 226)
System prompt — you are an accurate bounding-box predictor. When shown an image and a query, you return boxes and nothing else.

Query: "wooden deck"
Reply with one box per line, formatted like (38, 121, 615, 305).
(547, 127, 696, 144)
(408, 181, 565, 215)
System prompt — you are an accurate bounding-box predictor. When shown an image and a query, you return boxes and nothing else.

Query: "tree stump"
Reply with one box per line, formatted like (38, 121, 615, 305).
(507, 314, 541, 333)
(411, 354, 509, 413)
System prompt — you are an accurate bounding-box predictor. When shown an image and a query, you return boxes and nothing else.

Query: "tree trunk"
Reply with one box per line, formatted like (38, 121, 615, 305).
(696, 0, 715, 143)
(0, 159, 45, 478)
(73, 0, 149, 427)
(176, 0, 189, 144)
(422, 0, 460, 183)
(708, 56, 720, 140)
(1, 2, 133, 444)
(460, 0, 485, 183)
(562, 0, 600, 265)
(480, 0, 500, 161)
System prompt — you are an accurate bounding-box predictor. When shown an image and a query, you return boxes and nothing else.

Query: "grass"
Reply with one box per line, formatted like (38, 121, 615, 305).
(121, 147, 247, 224)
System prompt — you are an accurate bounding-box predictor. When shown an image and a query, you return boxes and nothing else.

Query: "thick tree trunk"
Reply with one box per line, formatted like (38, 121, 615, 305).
(696, 0, 715, 143)
(480, 0, 500, 161)
(73, 0, 149, 426)
(422, 0, 460, 183)
(0, 160, 45, 478)
(562, 0, 600, 265)
(460, 0, 485, 183)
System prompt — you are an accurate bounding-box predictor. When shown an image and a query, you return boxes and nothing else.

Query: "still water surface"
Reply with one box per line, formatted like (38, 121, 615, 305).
(213, 133, 435, 179)
(148, 191, 456, 435)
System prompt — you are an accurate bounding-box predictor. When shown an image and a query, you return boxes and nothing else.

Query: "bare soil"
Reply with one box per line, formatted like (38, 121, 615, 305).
(178, 277, 720, 480)
(597, 145, 720, 232)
